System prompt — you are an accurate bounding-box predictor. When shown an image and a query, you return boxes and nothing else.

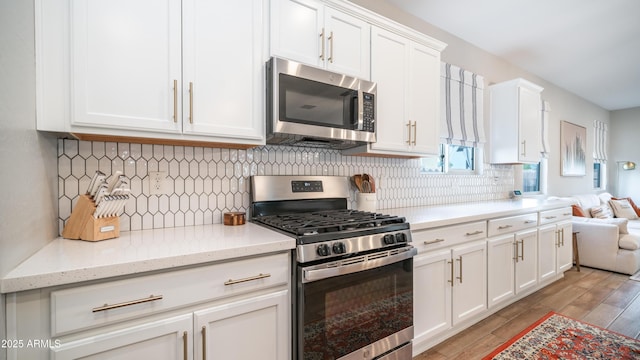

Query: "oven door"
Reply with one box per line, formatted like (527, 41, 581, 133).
(296, 246, 416, 360)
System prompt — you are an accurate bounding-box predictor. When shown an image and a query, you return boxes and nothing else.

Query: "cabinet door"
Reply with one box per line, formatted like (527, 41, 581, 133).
(538, 224, 558, 282)
(370, 27, 410, 153)
(182, 0, 265, 143)
(324, 8, 370, 79)
(408, 42, 440, 155)
(270, 0, 323, 68)
(515, 229, 538, 294)
(194, 290, 289, 360)
(451, 240, 486, 326)
(487, 234, 515, 308)
(557, 221, 574, 272)
(518, 86, 542, 162)
(51, 314, 192, 360)
(70, 0, 182, 133)
(413, 249, 452, 343)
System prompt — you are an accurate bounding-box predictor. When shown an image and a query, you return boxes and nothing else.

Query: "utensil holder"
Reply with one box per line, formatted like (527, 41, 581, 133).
(62, 194, 120, 241)
(356, 192, 377, 212)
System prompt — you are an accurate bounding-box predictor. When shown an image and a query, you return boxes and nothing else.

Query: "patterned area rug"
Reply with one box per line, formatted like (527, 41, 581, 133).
(483, 312, 640, 359)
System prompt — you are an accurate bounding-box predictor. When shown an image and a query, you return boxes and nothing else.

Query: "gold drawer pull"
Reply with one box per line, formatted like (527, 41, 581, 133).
(224, 273, 271, 286)
(92, 294, 163, 313)
(563, 213, 571, 216)
(498, 225, 513, 230)
(465, 230, 484, 236)
(544, 216, 557, 220)
(525, 220, 537, 224)
(424, 238, 445, 245)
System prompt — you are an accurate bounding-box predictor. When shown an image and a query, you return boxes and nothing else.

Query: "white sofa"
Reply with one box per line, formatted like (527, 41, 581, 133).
(563, 192, 640, 275)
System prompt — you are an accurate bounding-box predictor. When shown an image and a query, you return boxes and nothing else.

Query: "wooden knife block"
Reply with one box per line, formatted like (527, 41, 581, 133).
(62, 194, 120, 241)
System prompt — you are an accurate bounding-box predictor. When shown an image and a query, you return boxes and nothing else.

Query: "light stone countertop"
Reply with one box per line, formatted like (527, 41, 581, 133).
(386, 198, 573, 231)
(2, 198, 573, 294)
(1, 223, 294, 293)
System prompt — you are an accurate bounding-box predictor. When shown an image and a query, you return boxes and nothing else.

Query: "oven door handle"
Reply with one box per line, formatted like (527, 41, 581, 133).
(302, 247, 417, 283)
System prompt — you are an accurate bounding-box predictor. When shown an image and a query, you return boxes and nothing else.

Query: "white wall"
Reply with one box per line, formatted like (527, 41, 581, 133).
(349, 0, 611, 196)
(609, 107, 640, 199)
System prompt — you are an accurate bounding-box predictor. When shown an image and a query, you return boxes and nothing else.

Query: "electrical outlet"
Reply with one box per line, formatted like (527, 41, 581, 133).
(149, 171, 167, 195)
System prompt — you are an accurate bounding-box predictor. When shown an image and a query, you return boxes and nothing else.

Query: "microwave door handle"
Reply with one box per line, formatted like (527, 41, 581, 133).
(354, 90, 364, 130)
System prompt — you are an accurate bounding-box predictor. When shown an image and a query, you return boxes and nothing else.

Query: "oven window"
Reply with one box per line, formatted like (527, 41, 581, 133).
(300, 259, 413, 359)
(279, 74, 357, 129)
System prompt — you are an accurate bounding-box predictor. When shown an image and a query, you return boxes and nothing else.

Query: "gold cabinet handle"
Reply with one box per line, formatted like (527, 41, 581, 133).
(319, 28, 325, 60)
(447, 260, 454, 287)
(201, 326, 206, 360)
(563, 213, 572, 216)
(519, 239, 524, 261)
(412, 121, 417, 145)
(560, 228, 565, 246)
(189, 82, 194, 124)
(424, 238, 445, 245)
(224, 273, 271, 286)
(521, 140, 527, 156)
(183, 331, 188, 360)
(406, 122, 412, 144)
(456, 255, 463, 283)
(544, 216, 557, 220)
(92, 294, 163, 312)
(173, 79, 178, 123)
(498, 224, 513, 230)
(328, 31, 334, 63)
(465, 230, 484, 236)
(513, 241, 519, 262)
(525, 220, 537, 224)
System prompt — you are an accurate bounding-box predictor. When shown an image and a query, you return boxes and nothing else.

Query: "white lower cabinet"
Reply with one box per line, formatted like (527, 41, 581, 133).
(488, 228, 538, 308)
(414, 240, 486, 346)
(539, 220, 573, 281)
(6, 252, 290, 360)
(194, 290, 288, 360)
(51, 314, 194, 360)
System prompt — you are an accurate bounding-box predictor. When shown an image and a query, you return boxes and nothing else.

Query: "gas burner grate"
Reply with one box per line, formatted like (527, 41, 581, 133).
(254, 209, 406, 236)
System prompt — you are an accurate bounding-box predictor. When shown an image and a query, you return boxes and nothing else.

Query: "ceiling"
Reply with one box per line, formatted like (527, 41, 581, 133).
(386, 0, 640, 111)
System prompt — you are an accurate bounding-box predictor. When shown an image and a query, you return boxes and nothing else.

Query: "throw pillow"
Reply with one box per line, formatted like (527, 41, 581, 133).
(619, 234, 640, 250)
(609, 199, 638, 220)
(613, 197, 640, 217)
(572, 204, 588, 217)
(590, 204, 614, 219)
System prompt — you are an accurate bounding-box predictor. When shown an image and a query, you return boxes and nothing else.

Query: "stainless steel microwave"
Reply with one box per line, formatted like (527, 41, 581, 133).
(266, 57, 376, 149)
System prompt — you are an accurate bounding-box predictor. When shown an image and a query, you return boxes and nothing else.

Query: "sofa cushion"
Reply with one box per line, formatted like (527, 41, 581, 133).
(599, 192, 614, 204)
(619, 233, 640, 250)
(590, 204, 614, 219)
(613, 197, 640, 217)
(571, 194, 600, 217)
(573, 216, 629, 234)
(572, 205, 588, 217)
(609, 199, 638, 220)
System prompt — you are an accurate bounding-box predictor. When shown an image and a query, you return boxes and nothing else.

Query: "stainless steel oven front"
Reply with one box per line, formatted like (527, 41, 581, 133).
(295, 245, 416, 360)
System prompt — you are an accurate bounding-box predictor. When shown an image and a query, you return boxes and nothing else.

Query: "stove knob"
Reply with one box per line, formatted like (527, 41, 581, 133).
(383, 234, 396, 245)
(395, 232, 407, 243)
(332, 242, 346, 254)
(316, 244, 331, 257)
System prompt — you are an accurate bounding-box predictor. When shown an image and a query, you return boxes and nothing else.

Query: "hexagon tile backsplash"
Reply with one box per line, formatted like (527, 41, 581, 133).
(57, 139, 514, 233)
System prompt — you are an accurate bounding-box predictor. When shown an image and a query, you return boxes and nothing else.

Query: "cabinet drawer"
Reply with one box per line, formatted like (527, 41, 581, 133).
(487, 213, 537, 237)
(413, 221, 486, 252)
(51, 252, 289, 336)
(539, 207, 572, 225)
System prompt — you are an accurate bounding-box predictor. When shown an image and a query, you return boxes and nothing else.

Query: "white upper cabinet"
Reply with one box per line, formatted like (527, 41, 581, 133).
(36, 0, 266, 147)
(270, 0, 370, 79)
(347, 26, 442, 157)
(70, 0, 182, 133)
(489, 78, 544, 163)
(182, 0, 265, 141)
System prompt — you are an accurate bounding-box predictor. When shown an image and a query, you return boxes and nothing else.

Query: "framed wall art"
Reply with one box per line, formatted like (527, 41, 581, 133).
(560, 121, 586, 176)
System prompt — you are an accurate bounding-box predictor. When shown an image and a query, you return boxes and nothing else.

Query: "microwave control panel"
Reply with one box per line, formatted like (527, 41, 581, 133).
(362, 93, 375, 133)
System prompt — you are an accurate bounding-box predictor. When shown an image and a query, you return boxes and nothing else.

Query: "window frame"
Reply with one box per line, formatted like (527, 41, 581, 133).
(419, 144, 479, 175)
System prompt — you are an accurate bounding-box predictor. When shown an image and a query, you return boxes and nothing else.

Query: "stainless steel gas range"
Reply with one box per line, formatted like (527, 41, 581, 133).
(250, 175, 416, 360)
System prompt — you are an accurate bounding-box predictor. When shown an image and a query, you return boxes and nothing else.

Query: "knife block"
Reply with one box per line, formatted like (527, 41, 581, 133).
(62, 195, 120, 241)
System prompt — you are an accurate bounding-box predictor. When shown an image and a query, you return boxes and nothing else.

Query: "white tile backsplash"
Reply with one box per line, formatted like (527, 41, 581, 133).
(57, 139, 514, 233)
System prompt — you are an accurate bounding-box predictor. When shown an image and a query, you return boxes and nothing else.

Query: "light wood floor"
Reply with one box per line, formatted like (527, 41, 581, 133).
(413, 266, 640, 359)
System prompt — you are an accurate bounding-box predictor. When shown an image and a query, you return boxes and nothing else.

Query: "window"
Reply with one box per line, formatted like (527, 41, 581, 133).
(420, 144, 475, 173)
(593, 163, 602, 189)
(523, 163, 540, 193)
